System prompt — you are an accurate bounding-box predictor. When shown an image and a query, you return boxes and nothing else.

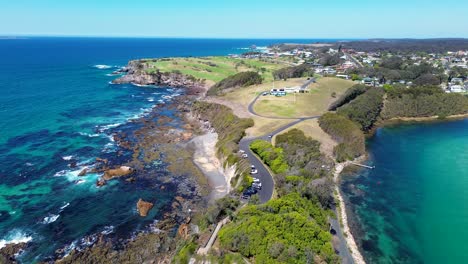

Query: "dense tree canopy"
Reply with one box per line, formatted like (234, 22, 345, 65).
(208, 71, 263, 96)
(319, 113, 365, 162)
(337, 87, 385, 131)
(219, 193, 337, 264)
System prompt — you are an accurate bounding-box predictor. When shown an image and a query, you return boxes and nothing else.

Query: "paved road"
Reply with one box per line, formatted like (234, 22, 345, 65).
(240, 78, 319, 203)
(344, 52, 364, 68)
(237, 79, 356, 263)
(247, 78, 316, 120)
(330, 217, 355, 264)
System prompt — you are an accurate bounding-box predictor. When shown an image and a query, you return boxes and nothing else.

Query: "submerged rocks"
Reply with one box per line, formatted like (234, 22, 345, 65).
(0, 242, 27, 263)
(96, 179, 106, 187)
(137, 199, 154, 217)
(78, 168, 88, 177)
(103, 166, 134, 180)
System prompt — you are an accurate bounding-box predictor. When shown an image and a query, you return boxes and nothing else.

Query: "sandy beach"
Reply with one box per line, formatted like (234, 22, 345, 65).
(191, 132, 234, 200)
(334, 162, 366, 264)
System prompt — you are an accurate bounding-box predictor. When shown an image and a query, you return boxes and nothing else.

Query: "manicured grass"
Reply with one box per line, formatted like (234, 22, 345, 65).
(142, 56, 283, 83)
(253, 77, 355, 118)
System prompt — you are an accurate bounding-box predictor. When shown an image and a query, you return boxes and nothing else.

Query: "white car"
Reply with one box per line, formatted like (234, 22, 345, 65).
(239, 149, 245, 153)
(250, 169, 258, 174)
(252, 178, 260, 183)
(242, 153, 248, 158)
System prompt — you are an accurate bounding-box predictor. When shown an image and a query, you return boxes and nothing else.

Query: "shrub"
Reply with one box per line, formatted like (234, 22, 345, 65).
(318, 113, 365, 162)
(336, 87, 385, 131)
(273, 64, 314, 80)
(207, 71, 262, 96)
(329, 84, 368, 111)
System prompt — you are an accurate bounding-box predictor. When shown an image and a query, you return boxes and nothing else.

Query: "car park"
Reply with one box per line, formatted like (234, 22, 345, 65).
(252, 182, 262, 190)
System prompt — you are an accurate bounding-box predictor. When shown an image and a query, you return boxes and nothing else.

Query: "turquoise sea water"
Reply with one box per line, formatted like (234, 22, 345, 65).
(341, 119, 468, 263)
(0, 37, 340, 262)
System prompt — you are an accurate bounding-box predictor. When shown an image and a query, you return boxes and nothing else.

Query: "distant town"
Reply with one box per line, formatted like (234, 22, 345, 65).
(231, 40, 468, 94)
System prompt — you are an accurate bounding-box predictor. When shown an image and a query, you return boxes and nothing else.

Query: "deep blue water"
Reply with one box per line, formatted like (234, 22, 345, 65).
(0, 37, 337, 262)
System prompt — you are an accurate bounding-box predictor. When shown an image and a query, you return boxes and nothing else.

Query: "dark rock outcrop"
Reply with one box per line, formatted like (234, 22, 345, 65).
(112, 60, 206, 91)
(137, 199, 154, 217)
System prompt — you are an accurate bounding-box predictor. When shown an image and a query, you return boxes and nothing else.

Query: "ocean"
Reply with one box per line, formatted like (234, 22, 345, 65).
(0, 37, 336, 262)
(341, 119, 468, 263)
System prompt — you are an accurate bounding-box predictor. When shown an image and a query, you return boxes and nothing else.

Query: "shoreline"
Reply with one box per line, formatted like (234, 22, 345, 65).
(190, 131, 234, 200)
(333, 160, 366, 264)
(368, 114, 468, 136)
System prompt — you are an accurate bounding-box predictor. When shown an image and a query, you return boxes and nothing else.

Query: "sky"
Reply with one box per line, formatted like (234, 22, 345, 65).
(0, 0, 467, 38)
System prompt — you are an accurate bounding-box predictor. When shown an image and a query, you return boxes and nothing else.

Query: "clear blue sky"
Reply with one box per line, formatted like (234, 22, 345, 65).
(1, 0, 466, 38)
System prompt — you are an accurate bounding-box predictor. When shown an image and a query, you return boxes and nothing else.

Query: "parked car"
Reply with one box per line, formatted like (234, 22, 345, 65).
(250, 169, 258, 174)
(252, 178, 260, 183)
(244, 187, 257, 195)
(239, 149, 245, 154)
(262, 92, 269, 96)
(252, 182, 262, 190)
(242, 153, 248, 158)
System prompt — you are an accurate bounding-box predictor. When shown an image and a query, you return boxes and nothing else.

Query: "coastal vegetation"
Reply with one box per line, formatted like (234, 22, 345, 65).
(207, 71, 263, 96)
(273, 64, 314, 80)
(250, 140, 289, 174)
(328, 84, 368, 111)
(318, 113, 365, 162)
(381, 86, 468, 119)
(219, 129, 338, 263)
(218, 193, 337, 264)
(192, 101, 254, 189)
(336, 87, 385, 131)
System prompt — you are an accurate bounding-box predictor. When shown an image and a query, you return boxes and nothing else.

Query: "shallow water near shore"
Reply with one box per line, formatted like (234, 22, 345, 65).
(341, 119, 468, 263)
(0, 37, 338, 261)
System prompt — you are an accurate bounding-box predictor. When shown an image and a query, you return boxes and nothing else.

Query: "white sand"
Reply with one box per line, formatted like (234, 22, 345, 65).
(334, 162, 366, 264)
(191, 132, 234, 200)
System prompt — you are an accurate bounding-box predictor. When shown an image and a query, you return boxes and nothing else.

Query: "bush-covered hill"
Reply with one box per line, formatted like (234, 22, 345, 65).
(207, 71, 263, 96)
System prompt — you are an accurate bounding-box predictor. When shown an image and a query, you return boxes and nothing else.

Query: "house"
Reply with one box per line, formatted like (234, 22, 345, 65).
(449, 85, 465, 93)
(362, 77, 374, 86)
(336, 74, 350, 79)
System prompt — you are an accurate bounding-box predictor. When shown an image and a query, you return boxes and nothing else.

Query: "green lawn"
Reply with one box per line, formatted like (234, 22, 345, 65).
(253, 77, 355, 118)
(142, 56, 284, 83)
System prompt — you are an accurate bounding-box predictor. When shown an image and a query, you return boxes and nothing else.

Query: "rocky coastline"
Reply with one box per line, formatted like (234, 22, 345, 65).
(112, 60, 207, 94)
(16, 70, 217, 263)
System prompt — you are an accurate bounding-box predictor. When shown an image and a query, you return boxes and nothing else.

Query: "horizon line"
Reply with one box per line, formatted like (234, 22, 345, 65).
(1, 34, 468, 41)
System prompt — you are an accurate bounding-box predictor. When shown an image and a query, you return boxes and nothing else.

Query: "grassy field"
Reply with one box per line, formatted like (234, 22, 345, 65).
(253, 77, 355, 118)
(142, 57, 284, 84)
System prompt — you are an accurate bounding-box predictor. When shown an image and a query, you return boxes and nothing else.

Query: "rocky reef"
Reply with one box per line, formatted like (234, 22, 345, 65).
(137, 199, 154, 217)
(112, 60, 207, 93)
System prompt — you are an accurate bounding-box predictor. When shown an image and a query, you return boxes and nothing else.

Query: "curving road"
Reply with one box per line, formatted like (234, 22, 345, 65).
(238, 82, 355, 263)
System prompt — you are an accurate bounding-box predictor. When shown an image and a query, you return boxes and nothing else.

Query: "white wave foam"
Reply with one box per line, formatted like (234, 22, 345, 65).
(97, 123, 122, 133)
(101, 226, 114, 235)
(78, 132, 100, 138)
(42, 214, 60, 224)
(0, 230, 33, 249)
(62, 156, 74, 161)
(25, 162, 34, 166)
(60, 202, 70, 210)
(54, 170, 68, 177)
(93, 64, 112, 69)
(75, 179, 86, 185)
